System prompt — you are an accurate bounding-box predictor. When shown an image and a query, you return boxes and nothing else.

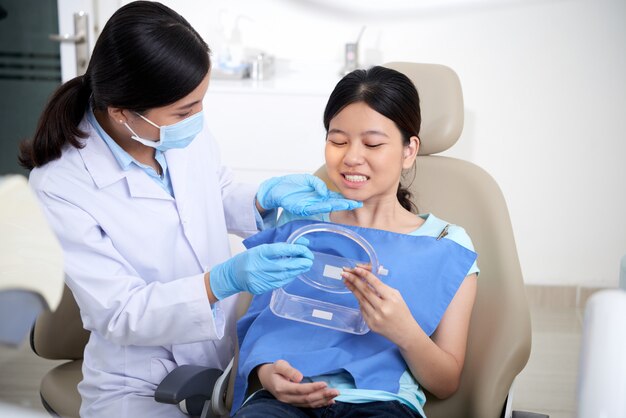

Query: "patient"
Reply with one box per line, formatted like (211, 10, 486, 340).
(232, 66, 479, 418)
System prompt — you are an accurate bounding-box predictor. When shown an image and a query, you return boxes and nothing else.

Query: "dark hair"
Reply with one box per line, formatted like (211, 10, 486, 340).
(19, 1, 210, 169)
(323, 66, 421, 213)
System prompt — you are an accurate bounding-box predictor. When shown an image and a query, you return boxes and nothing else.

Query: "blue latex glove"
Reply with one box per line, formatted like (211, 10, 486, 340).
(257, 174, 362, 216)
(210, 243, 314, 300)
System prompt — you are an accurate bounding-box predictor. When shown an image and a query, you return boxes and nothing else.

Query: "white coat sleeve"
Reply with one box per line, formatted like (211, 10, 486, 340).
(218, 166, 259, 237)
(36, 190, 224, 347)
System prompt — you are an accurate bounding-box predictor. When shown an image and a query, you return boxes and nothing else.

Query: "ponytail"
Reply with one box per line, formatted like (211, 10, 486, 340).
(397, 184, 418, 213)
(19, 2, 211, 170)
(19, 74, 92, 169)
(397, 162, 418, 213)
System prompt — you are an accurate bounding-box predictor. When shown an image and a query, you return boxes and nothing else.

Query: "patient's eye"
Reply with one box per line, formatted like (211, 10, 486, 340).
(362, 131, 388, 148)
(327, 137, 347, 146)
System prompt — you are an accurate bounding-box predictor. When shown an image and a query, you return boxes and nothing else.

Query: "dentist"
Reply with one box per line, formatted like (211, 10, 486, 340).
(18, 2, 360, 417)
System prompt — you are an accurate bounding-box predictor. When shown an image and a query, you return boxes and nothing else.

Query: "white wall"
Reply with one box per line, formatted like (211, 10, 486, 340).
(145, 0, 626, 287)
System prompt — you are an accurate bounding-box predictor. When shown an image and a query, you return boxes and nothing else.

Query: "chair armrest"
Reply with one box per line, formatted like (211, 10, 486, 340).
(512, 412, 549, 418)
(155, 364, 223, 405)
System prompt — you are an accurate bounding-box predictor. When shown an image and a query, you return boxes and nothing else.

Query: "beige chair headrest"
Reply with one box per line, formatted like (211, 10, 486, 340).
(383, 62, 464, 155)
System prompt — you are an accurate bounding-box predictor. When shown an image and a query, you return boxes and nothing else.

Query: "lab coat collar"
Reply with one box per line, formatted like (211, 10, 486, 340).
(164, 147, 190, 203)
(78, 118, 173, 201)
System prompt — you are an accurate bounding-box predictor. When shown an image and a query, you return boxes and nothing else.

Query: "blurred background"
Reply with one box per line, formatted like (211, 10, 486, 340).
(1, 1, 625, 417)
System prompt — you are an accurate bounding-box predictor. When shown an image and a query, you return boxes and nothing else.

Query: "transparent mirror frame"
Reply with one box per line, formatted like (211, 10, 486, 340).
(270, 223, 380, 334)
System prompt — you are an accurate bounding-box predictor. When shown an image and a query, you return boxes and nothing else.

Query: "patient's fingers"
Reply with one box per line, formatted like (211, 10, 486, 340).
(342, 267, 384, 303)
(343, 266, 415, 341)
(281, 383, 339, 408)
(263, 360, 338, 408)
(354, 266, 385, 291)
(273, 359, 303, 383)
(342, 270, 376, 314)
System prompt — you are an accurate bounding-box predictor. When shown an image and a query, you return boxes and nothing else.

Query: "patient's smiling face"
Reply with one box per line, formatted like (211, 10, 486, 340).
(325, 101, 418, 205)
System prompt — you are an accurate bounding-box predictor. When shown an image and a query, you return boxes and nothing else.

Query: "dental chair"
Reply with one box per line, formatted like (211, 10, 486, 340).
(155, 62, 546, 418)
(31, 62, 545, 418)
(30, 284, 89, 417)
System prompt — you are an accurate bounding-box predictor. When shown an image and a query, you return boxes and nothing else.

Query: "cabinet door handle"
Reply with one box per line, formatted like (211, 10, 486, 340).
(49, 32, 85, 43)
(48, 11, 89, 76)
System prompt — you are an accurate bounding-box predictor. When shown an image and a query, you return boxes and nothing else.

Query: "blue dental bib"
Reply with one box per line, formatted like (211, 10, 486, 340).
(232, 219, 477, 412)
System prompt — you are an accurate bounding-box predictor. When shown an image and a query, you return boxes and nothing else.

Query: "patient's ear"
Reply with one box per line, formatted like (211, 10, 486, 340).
(402, 136, 419, 169)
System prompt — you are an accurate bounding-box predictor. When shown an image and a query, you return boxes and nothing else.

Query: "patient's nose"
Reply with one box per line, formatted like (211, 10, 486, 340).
(343, 144, 365, 166)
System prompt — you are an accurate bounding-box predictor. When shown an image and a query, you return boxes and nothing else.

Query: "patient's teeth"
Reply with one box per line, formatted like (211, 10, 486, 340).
(345, 175, 367, 182)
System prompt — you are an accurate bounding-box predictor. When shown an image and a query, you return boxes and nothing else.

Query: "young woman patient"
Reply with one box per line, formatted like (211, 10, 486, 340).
(231, 66, 479, 418)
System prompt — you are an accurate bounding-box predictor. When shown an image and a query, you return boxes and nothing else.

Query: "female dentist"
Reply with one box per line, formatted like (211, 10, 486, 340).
(18, 2, 360, 417)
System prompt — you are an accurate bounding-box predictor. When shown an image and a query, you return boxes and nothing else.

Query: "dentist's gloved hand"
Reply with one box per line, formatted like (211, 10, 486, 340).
(209, 243, 314, 300)
(257, 174, 362, 216)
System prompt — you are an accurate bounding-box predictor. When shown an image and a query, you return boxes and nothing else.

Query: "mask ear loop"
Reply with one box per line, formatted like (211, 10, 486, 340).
(122, 120, 162, 148)
(123, 122, 141, 138)
(135, 112, 161, 129)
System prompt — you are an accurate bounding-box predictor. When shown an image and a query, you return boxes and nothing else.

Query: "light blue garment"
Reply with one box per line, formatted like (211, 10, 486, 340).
(272, 212, 480, 416)
(86, 108, 173, 196)
(233, 217, 478, 415)
(305, 371, 426, 416)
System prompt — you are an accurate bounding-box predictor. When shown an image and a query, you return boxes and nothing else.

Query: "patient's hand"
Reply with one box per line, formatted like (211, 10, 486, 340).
(343, 266, 417, 347)
(257, 360, 339, 408)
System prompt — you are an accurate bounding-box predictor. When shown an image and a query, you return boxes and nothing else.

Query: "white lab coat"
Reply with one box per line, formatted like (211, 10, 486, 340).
(29, 115, 259, 417)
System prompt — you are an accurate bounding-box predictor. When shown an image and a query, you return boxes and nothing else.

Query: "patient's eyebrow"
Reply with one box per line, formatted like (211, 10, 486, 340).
(328, 128, 388, 138)
(328, 128, 347, 135)
(361, 130, 389, 138)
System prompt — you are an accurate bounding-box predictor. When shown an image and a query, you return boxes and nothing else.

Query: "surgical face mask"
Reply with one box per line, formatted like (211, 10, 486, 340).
(124, 110, 203, 151)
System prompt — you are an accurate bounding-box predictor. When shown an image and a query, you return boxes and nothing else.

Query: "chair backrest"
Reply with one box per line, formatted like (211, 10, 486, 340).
(31, 284, 89, 360)
(313, 62, 532, 418)
(30, 283, 87, 418)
